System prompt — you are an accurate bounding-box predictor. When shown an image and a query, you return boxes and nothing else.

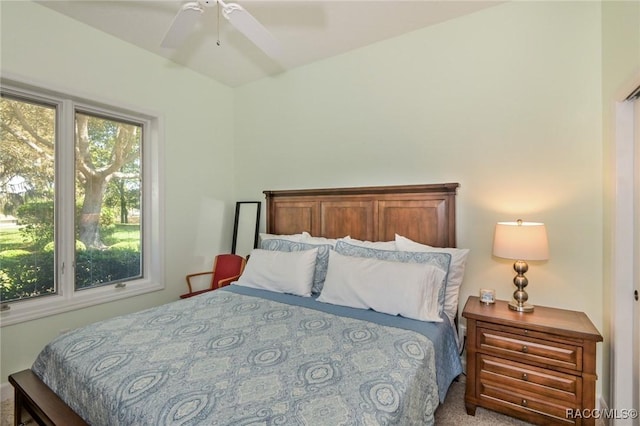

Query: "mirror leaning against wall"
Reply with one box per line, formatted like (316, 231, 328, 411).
(231, 201, 261, 259)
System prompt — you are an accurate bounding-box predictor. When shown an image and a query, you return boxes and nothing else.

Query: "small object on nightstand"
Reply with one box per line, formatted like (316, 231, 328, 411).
(479, 288, 495, 304)
(462, 296, 602, 425)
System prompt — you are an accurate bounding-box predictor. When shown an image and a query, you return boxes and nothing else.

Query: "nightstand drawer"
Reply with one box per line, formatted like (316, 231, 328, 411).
(478, 327, 581, 371)
(479, 354, 580, 401)
(479, 381, 577, 424)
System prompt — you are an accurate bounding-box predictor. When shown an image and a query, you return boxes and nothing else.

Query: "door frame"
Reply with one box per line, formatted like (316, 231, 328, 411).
(612, 93, 639, 423)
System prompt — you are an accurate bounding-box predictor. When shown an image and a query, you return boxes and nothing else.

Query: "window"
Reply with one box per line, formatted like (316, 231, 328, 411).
(74, 111, 143, 290)
(0, 80, 163, 326)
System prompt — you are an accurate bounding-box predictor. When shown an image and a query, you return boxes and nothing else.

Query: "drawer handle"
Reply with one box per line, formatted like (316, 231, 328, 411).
(524, 329, 529, 335)
(522, 373, 528, 381)
(522, 345, 529, 353)
(521, 399, 528, 407)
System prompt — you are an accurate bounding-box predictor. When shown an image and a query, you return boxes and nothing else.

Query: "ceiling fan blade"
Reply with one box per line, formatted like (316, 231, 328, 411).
(221, 2, 283, 59)
(161, 2, 203, 48)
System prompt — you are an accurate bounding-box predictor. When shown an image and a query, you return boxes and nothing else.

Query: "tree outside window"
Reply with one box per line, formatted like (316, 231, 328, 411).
(1, 94, 143, 303)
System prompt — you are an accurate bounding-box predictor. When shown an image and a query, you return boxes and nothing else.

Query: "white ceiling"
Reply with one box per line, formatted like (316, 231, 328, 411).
(38, 1, 502, 87)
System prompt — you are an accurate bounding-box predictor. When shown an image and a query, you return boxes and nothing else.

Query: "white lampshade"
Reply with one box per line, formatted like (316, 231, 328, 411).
(493, 221, 549, 261)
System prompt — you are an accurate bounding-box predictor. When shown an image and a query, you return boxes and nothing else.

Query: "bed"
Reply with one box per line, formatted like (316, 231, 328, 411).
(10, 182, 466, 425)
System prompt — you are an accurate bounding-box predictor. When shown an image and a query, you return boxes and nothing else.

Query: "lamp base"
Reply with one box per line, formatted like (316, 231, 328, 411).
(509, 259, 534, 313)
(508, 301, 534, 313)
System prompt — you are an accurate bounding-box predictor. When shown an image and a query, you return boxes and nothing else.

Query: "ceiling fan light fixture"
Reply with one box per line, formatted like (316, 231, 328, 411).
(162, 0, 283, 60)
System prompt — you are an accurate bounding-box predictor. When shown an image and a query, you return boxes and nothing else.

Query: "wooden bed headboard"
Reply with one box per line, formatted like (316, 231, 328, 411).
(263, 183, 459, 248)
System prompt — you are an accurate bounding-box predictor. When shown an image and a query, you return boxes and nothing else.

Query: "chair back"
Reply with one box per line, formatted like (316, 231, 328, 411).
(211, 254, 246, 289)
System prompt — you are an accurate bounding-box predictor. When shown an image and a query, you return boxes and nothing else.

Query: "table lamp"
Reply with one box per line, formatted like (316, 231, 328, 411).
(493, 219, 549, 312)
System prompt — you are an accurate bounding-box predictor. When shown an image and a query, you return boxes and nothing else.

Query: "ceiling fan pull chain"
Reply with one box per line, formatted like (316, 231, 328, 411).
(216, 0, 221, 46)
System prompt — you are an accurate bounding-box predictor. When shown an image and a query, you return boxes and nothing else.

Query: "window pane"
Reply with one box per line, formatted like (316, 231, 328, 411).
(0, 95, 56, 303)
(74, 111, 142, 290)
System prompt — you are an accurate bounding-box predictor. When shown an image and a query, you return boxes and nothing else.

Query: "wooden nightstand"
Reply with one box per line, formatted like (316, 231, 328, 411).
(462, 296, 603, 425)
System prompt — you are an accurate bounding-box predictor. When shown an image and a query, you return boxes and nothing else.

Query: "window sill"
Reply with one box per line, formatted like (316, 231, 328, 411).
(0, 280, 164, 327)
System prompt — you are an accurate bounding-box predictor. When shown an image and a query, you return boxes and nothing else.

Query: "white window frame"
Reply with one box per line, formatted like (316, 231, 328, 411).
(0, 78, 164, 326)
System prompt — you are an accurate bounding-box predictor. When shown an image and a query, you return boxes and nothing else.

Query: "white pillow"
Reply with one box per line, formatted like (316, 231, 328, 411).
(395, 234, 469, 325)
(301, 232, 344, 247)
(339, 236, 397, 250)
(234, 248, 318, 297)
(317, 250, 445, 322)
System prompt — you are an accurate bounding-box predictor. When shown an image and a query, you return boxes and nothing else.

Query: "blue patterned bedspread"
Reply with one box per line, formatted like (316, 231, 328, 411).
(32, 286, 462, 425)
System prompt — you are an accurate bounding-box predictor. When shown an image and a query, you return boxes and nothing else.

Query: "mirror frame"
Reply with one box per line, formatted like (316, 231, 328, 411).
(231, 201, 261, 255)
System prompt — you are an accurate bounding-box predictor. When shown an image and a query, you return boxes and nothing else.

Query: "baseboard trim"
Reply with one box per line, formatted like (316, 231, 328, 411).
(1, 381, 13, 402)
(598, 396, 610, 426)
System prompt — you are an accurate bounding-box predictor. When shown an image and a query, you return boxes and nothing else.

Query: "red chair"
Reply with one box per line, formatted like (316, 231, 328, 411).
(180, 254, 246, 299)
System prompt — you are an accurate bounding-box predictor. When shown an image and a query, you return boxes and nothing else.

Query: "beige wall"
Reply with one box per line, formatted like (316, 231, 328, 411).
(0, 1, 237, 382)
(601, 0, 640, 407)
(234, 0, 605, 392)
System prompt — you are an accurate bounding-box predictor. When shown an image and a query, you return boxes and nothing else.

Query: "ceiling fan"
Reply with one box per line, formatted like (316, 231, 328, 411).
(161, 0, 282, 59)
